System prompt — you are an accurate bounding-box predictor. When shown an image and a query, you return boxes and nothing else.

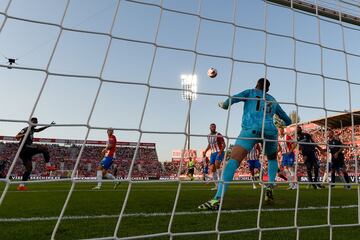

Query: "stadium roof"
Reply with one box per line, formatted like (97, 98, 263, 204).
(267, 0, 360, 27)
(308, 110, 360, 129)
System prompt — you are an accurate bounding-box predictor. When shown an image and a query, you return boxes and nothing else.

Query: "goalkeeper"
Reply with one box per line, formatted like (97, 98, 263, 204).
(198, 78, 292, 210)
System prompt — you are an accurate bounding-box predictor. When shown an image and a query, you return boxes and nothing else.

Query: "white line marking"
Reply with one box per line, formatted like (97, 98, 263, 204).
(0, 205, 357, 223)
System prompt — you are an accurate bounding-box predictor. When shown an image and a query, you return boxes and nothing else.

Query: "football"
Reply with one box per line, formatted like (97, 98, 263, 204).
(207, 68, 217, 78)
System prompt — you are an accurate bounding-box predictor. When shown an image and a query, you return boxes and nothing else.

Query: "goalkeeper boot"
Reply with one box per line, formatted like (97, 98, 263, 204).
(198, 199, 220, 210)
(264, 186, 274, 202)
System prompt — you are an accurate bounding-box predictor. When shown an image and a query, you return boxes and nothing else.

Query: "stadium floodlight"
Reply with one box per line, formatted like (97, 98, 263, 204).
(181, 74, 198, 101)
(181, 74, 197, 150)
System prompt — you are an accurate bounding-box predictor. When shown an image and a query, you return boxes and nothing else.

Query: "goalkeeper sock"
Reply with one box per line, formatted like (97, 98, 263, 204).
(214, 159, 239, 200)
(96, 170, 103, 187)
(268, 159, 278, 186)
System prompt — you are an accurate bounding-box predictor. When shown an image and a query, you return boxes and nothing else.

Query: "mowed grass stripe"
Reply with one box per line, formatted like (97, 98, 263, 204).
(0, 204, 357, 222)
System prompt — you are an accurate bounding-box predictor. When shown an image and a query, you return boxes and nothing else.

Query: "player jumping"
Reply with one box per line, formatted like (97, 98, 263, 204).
(198, 78, 292, 210)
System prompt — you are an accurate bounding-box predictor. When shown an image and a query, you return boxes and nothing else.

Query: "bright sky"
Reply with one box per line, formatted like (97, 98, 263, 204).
(1, 0, 360, 161)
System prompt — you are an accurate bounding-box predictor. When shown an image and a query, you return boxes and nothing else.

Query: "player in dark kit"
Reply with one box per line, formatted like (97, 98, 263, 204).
(0, 160, 7, 178)
(296, 126, 325, 189)
(327, 129, 350, 189)
(15, 117, 55, 191)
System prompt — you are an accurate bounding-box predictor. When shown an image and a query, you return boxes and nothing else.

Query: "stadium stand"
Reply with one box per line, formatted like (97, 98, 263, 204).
(0, 116, 359, 180)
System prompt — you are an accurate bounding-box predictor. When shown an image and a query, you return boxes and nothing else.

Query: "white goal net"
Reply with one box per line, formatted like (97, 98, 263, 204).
(1, 0, 360, 239)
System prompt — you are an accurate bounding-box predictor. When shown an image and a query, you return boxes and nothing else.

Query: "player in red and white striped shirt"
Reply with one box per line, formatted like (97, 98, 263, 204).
(278, 126, 297, 190)
(203, 123, 226, 190)
(246, 143, 262, 189)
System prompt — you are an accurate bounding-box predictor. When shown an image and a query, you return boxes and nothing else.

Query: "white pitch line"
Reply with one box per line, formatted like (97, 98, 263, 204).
(6, 188, 212, 193)
(0, 204, 358, 223)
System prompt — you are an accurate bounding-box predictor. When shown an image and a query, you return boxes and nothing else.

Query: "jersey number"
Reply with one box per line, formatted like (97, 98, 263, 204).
(256, 96, 272, 113)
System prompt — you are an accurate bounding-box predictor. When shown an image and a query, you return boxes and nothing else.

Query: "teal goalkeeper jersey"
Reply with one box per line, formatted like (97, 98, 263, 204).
(223, 88, 292, 134)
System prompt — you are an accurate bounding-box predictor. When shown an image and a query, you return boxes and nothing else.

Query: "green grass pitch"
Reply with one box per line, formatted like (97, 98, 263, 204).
(0, 182, 360, 240)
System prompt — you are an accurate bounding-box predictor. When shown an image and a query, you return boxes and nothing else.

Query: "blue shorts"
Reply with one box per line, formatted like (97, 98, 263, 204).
(203, 166, 209, 174)
(235, 129, 278, 155)
(210, 151, 225, 165)
(247, 159, 261, 170)
(100, 156, 113, 170)
(281, 152, 295, 167)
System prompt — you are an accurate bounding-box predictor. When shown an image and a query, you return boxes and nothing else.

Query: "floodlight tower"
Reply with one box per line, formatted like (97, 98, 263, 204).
(181, 74, 198, 151)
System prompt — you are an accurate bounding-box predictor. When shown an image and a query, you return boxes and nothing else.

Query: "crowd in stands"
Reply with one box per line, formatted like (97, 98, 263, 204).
(0, 124, 359, 180)
(0, 142, 163, 179)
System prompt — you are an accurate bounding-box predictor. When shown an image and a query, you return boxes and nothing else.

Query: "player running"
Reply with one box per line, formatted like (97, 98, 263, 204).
(278, 126, 297, 190)
(16, 117, 55, 191)
(202, 123, 226, 190)
(198, 78, 292, 210)
(93, 128, 117, 190)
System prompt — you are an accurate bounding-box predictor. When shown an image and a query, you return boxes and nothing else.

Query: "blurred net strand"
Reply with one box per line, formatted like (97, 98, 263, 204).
(0, 0, 359, 239)
(0, 0, 66, 208)
(313, 0, 335, 238)
(291, 1, 303, 238)
(214, 1, 239, 240)
(2, 0, 360, 69)
(50, 0, 123, 239)
(111, 0, 166, 237)
(167, 0, 204, 239)
(338, 0, 360, 225)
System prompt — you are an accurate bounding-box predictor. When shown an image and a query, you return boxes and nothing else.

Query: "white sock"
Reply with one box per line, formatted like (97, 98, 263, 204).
(104, 173, 115, 180)
(205, 174, 210, 181)
(213, 171, 218, 187)
(19, 183, 25, 187)
(217, 169, 222, 179)
(323, 172, 329, 183)
(284, 169, 291, 186)
(96, 170, 103, 187)
(288, 168, 295, 187)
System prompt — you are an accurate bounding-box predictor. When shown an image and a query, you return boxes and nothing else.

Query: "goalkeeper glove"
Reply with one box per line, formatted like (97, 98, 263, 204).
(218, 101, 228, 110)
